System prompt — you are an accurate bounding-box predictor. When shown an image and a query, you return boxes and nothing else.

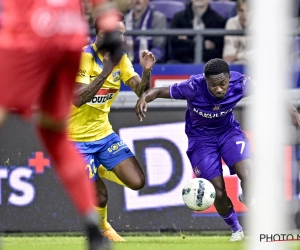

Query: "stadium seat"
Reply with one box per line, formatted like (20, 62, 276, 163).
(149, 0, 185, 25)
(209, 1, 236, 19)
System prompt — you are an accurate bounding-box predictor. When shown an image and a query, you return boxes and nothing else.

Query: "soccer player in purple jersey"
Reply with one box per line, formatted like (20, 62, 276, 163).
(135, 58, 300, 241)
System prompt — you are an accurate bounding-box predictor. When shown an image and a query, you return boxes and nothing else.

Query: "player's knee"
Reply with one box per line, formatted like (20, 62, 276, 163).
(239, 171, 249, 184)
(97, 196, 108, 207)
(234, 160, 251, 181)
(0, 107, 7, 125)
(129, 175, 145, 190)
(214, 188, 227, 201)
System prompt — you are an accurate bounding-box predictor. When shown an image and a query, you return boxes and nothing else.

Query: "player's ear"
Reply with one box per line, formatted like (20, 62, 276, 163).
(98, 29, 105, 38)
(228, 73, 231, 80)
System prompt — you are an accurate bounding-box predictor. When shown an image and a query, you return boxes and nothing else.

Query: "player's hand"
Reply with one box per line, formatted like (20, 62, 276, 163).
(178, 35, 187, 40)
(291, 111, 300, 131)
(204, 40, 215, 50)
(101, 52, 114, 77)
(139, 50, 156, 70)
(135, 97, 148, 122)
(97, 30, 123, 66)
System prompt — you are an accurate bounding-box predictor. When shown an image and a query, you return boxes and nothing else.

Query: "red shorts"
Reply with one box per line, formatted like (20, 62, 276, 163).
(0, 47, 81, 121)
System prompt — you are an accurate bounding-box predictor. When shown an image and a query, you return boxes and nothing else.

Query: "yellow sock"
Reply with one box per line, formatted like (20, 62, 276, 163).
(98, 165, 128, 187)
(94, 205, 111, 231)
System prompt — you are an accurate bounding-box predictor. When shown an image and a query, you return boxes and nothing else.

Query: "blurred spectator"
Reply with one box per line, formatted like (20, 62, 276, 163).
(113, 0, 130, 14)
(125, 0, 167, 63)
(81, 0, 131, 41)
(292, 0, 300, 27)
(169, 0, 226, 63)
(222, 0, 251, 64)
(81, 0, 94, 30)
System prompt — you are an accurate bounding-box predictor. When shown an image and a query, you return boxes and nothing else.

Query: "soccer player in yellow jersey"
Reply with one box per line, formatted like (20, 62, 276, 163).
(68, 14, 156, 242)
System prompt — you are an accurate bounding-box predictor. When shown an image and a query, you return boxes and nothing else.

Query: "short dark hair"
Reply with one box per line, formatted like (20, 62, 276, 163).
(204, 58, 230, 77)
(95, 12, 125, 34)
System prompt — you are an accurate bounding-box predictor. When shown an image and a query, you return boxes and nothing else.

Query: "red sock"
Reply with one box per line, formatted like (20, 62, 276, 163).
(37, 126, 97, 215)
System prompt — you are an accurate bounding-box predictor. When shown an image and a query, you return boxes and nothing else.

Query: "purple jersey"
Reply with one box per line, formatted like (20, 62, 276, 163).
(170, 71, 252, 138)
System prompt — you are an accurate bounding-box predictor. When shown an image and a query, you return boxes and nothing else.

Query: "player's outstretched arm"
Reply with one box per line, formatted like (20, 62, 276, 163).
(135, 86, 171, 122)
(126, 50, 156, 97)
(73, 52, 114, 107)
(138, 50, 156, 97)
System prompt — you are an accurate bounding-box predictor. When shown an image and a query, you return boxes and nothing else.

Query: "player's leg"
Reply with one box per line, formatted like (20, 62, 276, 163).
(94, 158, 143, 242)
(220, 129, 253, 207)
(97, 158, 144, 241)
(217, 129, 253, 241)
(209, 175, 244, 241)
(93, 176, 126, 242)
(0, 47, 46, 127)
(187, 140, 233, 214)
(94, 179, 126, 242)
(0, 49, 12, 155)
(94, 133, 145, 241)
(209, 175, 233, 215)
(96, 132, 145, 190)
(93, 173, 112, 240)
(97, 159, 142, 189)
(98, 165, 128, 187)
(72, 146, 119, 242)
(232, 159, 254, 206)
(0, 107, 7, 127)
(74, 138, 126, 242)
(37, 124, 111, 249)
(187, 138, 244, 241)
(111, 157, 145, 190)
(37, 50, 109, 250)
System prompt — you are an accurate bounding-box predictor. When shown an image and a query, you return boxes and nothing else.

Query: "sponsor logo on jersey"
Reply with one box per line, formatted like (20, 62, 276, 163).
(193, 166, 201, 176)
(193, 107, 233, 119)
(88, 88, 118, 104)
(213, 105, 221, 111)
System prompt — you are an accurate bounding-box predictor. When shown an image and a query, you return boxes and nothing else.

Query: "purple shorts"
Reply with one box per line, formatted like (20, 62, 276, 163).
(186, 127, 251, 180)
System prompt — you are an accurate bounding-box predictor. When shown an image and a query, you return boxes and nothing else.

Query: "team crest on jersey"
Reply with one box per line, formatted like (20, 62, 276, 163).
(193, 166, 201, 176)
(213, 105, 221, 111)
(112, 70, 121, 82)
(88, 88, 118, 104)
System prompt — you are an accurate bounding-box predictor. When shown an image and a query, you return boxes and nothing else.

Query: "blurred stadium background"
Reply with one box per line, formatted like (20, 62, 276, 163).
(1, 1, 300, 250)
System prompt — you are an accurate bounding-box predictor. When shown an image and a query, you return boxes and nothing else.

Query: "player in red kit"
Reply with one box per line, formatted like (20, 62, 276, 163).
(0, 0, 123, 249)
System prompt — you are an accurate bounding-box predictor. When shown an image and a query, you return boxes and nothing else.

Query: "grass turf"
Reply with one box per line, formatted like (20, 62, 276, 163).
(2, 232, 300, 250)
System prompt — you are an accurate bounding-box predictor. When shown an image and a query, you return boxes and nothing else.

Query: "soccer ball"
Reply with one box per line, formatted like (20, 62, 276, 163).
(182, 178, 216, 211)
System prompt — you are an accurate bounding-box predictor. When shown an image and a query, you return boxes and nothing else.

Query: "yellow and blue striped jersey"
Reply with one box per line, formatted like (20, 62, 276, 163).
(68, 43, 138, 142)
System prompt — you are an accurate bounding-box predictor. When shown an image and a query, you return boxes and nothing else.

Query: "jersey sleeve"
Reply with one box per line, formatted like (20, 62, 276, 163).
(75, 52, 93, 84)
(170, 76, 197, 100)
(119, 54, 138, 84)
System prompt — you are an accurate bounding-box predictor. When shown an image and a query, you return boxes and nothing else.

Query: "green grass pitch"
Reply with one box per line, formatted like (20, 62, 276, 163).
(2, 232, 300, 250)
